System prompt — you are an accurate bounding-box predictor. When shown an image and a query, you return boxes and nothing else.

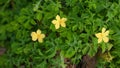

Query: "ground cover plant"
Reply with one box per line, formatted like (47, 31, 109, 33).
(0, 0, 120, 68)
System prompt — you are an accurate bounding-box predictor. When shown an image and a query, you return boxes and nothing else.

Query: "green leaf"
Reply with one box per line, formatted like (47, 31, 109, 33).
(33, 0, 41, 11)
(37, 49, 44, 56)
(23, 20, 32, 29)
(82, 46, 89, 55)
(65, 47, 76, 58)
(66, 32, 72, 41)
(50, 24, 56, 32)
(0, 55, 7, 66)
(107, 44, 113, 51)
(93, 38, 98, 52)
(35, 11, 42, 21)
(80, 33, 88, 38)
(101, 43, 106, 53)
(72, 25, 78, 31)
(88, 47, 96, 57)
(18, 15, 27, 23)
(30, 19, 36, 25)
(60, 50, 65, 56)
(45, 47, 56, 59)
(11, 42, 20, 53)
(36, 61, 47, 68)
(60, 54, 66, 68)
(24, 47, 31, 54)
(16, 47, 23, 54)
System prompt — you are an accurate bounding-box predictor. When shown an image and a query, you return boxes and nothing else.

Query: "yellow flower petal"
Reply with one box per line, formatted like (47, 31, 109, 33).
(102, 28, 106, 33)
(60, 22, 66, 27)
(38, 38, 43, 43)
(41, 34, 45, 38)
(95, 33, 102, 38)
(60, 18, 67, 27)
(37, 34, 45, 43)
(52, 20, 57, 24)
(55, 22, 60, 29)
(61, 18, 67, 22)
(37, 29, 41, 34)
(98, 38, 102, 43)
(31, 32, 37, 41)
(104, 30, 109, 36)
(103, 37, 109, 43)
(56, 15, 60, 21)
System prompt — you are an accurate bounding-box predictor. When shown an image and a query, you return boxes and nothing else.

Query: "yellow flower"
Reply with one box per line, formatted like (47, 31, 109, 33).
(95, 28, 109, 43)
(100, 52, 114, 62)
(52, 15, 67, 29)
(31, 29, 45, 43)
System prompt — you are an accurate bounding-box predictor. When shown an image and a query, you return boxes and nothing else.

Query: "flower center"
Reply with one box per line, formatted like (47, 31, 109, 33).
(59, 20, 62, 24)
(101, 33, 106, 38)
(37, 34, 41, 38)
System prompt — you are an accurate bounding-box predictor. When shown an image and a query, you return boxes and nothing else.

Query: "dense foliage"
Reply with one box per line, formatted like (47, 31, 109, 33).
(0, 0, 120, 68)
